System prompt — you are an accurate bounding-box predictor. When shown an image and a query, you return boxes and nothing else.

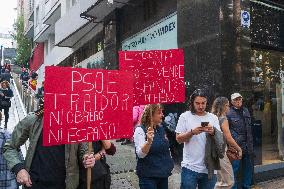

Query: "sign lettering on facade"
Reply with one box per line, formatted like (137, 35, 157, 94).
(122, 13, 177, 50)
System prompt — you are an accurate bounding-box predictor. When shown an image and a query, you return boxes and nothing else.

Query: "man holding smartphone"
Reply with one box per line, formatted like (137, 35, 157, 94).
(176, 89, 221, 189)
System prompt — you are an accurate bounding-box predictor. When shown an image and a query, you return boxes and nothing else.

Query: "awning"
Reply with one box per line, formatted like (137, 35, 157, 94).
(80, 0, 131, 21)
(43, 1, 61, 25)
(56, 21, 102, 47)
(25, 23, 34, 39)
(29, 43, 44, 71)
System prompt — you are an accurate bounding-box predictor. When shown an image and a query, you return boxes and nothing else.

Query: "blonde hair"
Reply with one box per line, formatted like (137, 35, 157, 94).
(211, 97, 229, 117)
(140, 104, 163, 129)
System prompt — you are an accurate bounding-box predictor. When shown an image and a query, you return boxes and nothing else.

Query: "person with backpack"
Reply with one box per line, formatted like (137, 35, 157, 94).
(20, 68, 29, 88)
(134, 104, 174, 189)
(0, 128, 20, 189)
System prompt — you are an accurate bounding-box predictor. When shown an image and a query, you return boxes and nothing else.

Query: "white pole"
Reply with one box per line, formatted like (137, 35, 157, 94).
(1, 46, 4, 66)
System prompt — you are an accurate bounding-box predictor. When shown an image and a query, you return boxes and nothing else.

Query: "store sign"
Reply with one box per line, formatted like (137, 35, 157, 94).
(241, 10, 250, 28)
(122, 13, 177, 51)
(43, 66, 133, 146)
(75, 50, 104, 69)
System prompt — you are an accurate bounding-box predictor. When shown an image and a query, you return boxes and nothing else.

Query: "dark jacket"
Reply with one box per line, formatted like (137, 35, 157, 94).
(78, 141, 116, 189)
(36, 87, 44, 99)
(136, 125, 174, 178)
(227, 107, 253, 155)
(0, 88, 14, 107)
(205, 128, 225, 179)
(1, 72, 12, 82)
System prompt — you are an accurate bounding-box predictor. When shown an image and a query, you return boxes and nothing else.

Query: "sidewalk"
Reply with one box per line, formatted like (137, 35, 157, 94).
(7, 81, 284, 189)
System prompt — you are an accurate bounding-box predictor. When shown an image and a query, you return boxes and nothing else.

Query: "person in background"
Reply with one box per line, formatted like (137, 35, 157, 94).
(120, 105, 145, 145)
(3, 63, 11, 72)
(211, 97, 242, 189)
(29, 72, 38, 91)
(78, 140, 116, 189)
(1, 69, 12, 83)
(134, 104, 174, 189)
(35, 81, 44, 106)
(227, 93, 253, 189)
(20, 68, 29, 88)
(0, 128, 19, 189)
(0, 81, 14, 129)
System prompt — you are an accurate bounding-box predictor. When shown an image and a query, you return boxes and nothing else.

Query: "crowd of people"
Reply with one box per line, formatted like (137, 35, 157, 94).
(0, 69, 254, 189)
(20, 67, 39, 92)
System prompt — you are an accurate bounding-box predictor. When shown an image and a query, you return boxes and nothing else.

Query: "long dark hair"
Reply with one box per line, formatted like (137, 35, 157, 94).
(189, 89, 208, 113)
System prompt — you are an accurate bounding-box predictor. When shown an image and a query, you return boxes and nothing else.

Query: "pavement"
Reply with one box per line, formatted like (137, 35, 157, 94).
(5, 80, 284, 189)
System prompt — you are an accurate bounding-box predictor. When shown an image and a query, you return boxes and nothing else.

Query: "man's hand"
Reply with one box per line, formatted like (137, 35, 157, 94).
(17, 169, 32, 187)
(191, 126, 205, 135)
(83, 153, 96, 168)
(203, 124, 215, 135)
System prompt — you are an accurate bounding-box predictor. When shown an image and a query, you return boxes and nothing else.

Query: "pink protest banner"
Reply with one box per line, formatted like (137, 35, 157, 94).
(43, 66, 133, 146)
(119, 49, 185, 105)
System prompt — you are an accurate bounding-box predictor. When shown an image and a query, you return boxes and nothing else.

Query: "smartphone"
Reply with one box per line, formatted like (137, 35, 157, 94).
(201, 122, 209, 127)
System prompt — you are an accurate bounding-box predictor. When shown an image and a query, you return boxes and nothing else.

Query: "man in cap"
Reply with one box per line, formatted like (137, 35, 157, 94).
(227, 93, 253, 189)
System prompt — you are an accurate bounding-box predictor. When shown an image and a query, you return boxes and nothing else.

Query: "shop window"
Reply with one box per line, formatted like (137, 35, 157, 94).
(248, 49, 284, 165)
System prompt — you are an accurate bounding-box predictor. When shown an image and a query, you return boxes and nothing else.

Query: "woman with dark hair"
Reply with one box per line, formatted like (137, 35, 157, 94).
(134, 104, 174, 189)
(212, 97, 242, 189)
(0, 81, 13, 129)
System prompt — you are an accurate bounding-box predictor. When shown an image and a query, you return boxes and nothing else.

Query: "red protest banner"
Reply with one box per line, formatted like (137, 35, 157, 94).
(43, 66, 133, 146)
(119, 49, 185, 105)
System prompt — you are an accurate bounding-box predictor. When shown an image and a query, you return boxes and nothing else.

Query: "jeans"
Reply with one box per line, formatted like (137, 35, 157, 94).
(139, 177, 168, 189)
(231, 153, 253, 189)
(180, 167, 217, 189)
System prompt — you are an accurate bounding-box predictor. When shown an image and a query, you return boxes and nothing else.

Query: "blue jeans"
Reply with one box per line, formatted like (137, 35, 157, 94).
(231, 153, 253, 189)
(180, 167, 217, 189)
(139, 177, 168, 189)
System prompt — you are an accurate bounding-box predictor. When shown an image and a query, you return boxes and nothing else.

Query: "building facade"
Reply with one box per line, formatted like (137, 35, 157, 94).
(23, 0, 284, 182)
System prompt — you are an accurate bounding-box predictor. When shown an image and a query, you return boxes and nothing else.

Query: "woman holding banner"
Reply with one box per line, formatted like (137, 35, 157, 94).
(78, 140, 116, 189)
(134, 104, 174, 189)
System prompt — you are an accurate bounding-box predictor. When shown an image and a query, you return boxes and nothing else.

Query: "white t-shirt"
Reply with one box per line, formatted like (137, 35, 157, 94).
(175, 111, 221, 174)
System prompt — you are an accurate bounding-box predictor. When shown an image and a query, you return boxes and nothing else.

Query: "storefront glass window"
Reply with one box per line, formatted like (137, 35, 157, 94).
(249, 49, 284, 165)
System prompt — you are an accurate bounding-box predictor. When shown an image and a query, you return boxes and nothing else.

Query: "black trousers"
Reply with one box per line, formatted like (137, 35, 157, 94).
(1, 107, 9, 124)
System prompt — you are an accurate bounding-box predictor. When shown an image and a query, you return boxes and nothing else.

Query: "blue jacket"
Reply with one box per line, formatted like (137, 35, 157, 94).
(227, 107, 253, 155)
(136, 125, 174, 178)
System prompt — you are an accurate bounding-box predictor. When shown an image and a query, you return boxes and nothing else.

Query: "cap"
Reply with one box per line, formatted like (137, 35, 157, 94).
(231, 93, 242, 100)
